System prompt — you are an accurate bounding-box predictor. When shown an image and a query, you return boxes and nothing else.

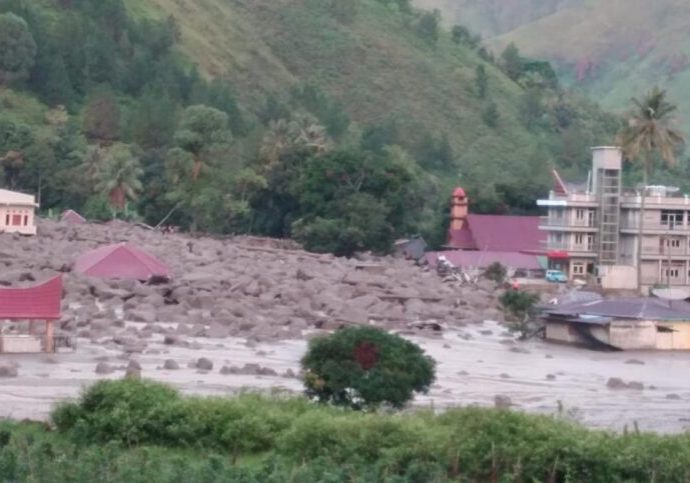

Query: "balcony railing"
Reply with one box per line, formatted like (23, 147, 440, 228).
(540, 241, 596, 253)
(620, 222, 690, 231)
(559, 193, 598, 203)
(641, 245, 690, 257)
(621, 195, 690, 206)
(539, 217, 598, 228)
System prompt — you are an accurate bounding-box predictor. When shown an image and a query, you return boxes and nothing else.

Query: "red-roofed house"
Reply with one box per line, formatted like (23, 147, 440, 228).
(447, 214, 543, 252)
(0, 276, 62, 353)
(442, 187, 545, 275)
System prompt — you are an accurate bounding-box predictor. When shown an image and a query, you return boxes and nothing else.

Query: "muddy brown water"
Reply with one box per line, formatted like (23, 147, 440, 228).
(0, 321, 688, 434)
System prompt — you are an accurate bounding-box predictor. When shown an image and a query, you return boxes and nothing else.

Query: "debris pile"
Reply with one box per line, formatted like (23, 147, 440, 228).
(0, 219, 503, 355)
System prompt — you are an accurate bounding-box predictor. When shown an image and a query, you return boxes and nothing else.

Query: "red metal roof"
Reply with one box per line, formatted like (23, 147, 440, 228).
(74, 243, 171, 281)
(0, 276, 62, 320)
(61, 209, 86, 225)
(447, 215, 543, 252)
(447, 225, 476, 250)
(425, 251, 542, 271)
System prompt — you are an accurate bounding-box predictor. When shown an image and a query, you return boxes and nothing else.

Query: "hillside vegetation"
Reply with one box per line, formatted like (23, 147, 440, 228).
(0, 0, 619, 253)
(419, 0, 690, 138)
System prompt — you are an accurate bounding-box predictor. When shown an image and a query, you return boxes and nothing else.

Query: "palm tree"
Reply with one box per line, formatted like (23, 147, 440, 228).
(95, 143, 143, 218)
(81, 145, 104, 191)
(291, 114, 331, 153)
(618, 87, 685, 290)
(259, 116, 332, 165)
(259, 119, 295, 164)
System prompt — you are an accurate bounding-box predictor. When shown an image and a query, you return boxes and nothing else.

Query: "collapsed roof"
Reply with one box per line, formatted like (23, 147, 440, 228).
(74, 243, 171, 281)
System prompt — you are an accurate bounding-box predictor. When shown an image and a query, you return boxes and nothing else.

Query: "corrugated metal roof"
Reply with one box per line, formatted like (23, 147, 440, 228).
(0, 189, 36, 206)
(447, 214, 543, 252)
(0, 276, 62, 320)
(74, 243, 171, 281)
(61, 210, 86, 225)
(544, 297, 690, 321)
(447, 226, 476, 250)
(425, 250, 542, 270)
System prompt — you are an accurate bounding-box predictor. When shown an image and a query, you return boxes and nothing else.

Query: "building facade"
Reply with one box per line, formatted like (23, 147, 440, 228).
(0, 189, 38, 235)
(539, 146, 690, 290)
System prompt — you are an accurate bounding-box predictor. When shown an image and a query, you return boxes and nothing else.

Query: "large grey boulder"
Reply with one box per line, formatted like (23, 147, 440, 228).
(0, 365, 18, 378)
(196, 357, 213, 371)
(95, 362, 115, 375)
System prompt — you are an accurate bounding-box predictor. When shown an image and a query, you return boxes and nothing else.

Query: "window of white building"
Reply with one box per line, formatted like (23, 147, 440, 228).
(661, 210, 683, 227)
(666, 268, 680, 279)
(572, 263, 585, 275)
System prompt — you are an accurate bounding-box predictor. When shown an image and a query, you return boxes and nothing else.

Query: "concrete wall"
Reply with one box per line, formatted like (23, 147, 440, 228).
(641, 235, 659, 253)
(0, 205, 36, 235)
(545, 322, 587, 344)
(642, 209, 660, 226)
(656, 323, 690, 350)
(545, 319, 690, 351)
(609, 320, 657, 350)
(599, 265, 637, 290)
(0, 336, 43, 353)
(640, 261, 660, 285)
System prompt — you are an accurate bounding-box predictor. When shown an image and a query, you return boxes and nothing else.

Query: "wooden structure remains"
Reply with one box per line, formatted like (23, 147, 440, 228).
(0, 276, 62, 353)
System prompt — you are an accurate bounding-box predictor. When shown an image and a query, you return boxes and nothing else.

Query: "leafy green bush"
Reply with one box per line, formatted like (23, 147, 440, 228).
(53, 379, 309, 452)
(500, 290, 538, 320)
(39, 379, 690, 482)
(499, 290, 540, 338)
(483, 261, 507, 283)
(52, 379, 184, 446)
(301, 326, 436, 410)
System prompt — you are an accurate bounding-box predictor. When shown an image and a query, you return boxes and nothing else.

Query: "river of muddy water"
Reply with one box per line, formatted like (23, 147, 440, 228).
(0, 320, 688, 433)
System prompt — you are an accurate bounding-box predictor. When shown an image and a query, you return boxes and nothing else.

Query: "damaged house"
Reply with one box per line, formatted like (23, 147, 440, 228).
(542, 297, 690, 350)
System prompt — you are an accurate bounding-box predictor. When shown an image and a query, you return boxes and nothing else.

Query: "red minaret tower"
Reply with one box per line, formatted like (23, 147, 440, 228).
(449, 187, 468, 231)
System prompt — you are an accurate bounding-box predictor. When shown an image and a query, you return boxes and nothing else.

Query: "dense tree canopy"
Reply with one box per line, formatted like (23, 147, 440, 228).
(0, 13, 36, 85)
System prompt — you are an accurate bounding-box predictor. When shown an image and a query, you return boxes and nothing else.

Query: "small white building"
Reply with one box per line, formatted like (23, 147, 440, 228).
(0, 189, 38, 235)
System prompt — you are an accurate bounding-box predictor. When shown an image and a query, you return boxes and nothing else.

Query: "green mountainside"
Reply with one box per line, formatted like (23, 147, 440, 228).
(418, 0, 690, 135)
(0, 0, 619, 252)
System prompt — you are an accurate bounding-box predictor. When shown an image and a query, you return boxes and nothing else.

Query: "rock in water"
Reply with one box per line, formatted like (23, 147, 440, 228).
(0, 365, 18, 378)
(95, 362, 115, 375)
(196, 357, 213, 371)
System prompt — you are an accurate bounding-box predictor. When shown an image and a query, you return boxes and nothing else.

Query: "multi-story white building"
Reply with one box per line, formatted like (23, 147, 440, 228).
(539, 146, 690, 291)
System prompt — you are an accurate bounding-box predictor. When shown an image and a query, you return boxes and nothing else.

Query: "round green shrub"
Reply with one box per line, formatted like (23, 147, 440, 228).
(51, 379, 184, 446)
(301, 326, 436, 410)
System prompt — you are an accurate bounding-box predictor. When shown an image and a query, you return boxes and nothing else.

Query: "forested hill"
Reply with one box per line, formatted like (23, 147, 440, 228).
(418, 0, 690, 136)
(0, 0, 618, 254)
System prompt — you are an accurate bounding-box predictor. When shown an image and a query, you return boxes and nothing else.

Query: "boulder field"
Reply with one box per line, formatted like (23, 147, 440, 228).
(0, 219, 503, 354)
